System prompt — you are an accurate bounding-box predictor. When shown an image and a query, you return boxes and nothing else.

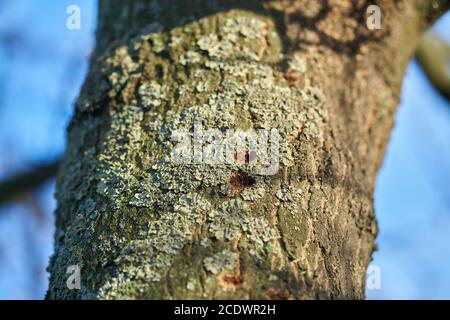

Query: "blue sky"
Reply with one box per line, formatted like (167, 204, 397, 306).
(0, 1, 449, 299)
(368, 59, 450, 299)
(0, 0, 97, 299)
(367, 13, 450, 299)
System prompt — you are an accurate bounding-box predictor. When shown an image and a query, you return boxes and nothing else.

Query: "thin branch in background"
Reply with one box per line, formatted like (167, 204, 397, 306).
(416, 32, 450, 102)
(0, 160, 60, 204)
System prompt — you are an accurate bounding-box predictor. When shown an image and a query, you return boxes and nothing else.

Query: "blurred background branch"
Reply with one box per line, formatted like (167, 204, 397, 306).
(416, 33, 450, 101)
(0, 160, 59, 204)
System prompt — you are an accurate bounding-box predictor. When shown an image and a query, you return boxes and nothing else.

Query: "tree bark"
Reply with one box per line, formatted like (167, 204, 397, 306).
(46, 0, 448, 299)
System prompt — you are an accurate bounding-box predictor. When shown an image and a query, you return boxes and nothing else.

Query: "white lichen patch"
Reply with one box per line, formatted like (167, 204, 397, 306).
(97, 192, 211, 298)
(288, 53, 307, 74)
(104, 46, 139, 97)
(95, 104, 145, 208)
(203, 250, 238, 274)
(240, 180, 266, 201)
(197, 16, 268, 61)
(180, 50, 202, 66)
(138, 81, 167, 109)
(186, 278, 197, 291)
(223, 17, 267, 40)
(207, 199, 278, 257)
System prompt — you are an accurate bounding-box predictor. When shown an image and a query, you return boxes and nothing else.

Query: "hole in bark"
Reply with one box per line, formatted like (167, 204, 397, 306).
(265, 288, 292, 300)
(227, 170, 255, 193)
(283, 71, 300, 85)
(218, 272, 244, 289)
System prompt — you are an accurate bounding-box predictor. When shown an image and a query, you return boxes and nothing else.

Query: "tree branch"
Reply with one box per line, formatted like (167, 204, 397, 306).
(0, 160, 60, 204)
(416, 33, 450, 101)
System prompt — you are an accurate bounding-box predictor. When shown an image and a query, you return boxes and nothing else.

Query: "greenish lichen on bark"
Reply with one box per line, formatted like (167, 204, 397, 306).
(47, 0, 449, 300)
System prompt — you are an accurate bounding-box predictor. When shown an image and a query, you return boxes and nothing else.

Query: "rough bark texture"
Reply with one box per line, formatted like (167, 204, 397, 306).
(47, 0, 448, 299)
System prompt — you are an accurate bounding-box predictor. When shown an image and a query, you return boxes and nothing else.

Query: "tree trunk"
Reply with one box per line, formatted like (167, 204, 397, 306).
(46, 0, 448, 299)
